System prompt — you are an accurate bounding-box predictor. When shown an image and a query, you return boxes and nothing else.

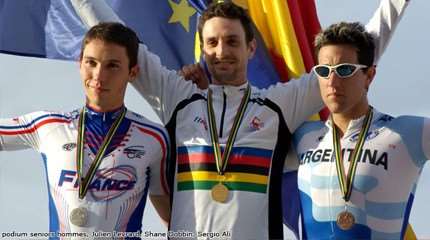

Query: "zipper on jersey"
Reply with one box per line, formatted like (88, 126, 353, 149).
(219, 89, 227, 138)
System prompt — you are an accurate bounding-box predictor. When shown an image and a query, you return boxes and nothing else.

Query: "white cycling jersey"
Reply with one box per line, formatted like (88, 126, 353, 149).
(0, 107, 169, 239)
(293, 109, 430, 239)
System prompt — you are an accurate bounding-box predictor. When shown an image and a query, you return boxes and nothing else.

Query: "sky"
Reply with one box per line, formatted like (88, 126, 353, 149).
(0, 0, 429, 239)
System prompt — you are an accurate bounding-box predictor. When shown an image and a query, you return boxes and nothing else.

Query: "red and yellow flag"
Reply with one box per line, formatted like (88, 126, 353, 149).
(234, 0, 329, 120)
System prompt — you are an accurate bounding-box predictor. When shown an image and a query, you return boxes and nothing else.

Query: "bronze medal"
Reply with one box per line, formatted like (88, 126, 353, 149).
(70, 207, 88, 227)
(336, 210, 355, 230)
(332, 108, 373, 229)
(211, 183, 229, 203)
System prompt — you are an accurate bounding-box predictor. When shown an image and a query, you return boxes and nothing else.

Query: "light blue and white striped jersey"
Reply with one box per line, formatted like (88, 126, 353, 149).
(293, 109, 430, 239)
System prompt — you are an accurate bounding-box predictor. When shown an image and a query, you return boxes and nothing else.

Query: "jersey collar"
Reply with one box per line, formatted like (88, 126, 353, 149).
(84, 105, 125, 122)
(326, 107, 383, 138)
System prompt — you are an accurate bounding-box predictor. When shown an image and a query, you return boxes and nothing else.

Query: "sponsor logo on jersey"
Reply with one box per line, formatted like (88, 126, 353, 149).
(193, 116, 208, 130)
(69, 110, 80, 119)
(132, 112, 143, 119)
(378, 114, 394, 123)
(58, 165, 138, 201)
(62, 143, 77, 151)
(350, 129, 381, 142)
(123, 146, 146, 159)
(299, 148, 388, 170)
(249, 116, 264, 131)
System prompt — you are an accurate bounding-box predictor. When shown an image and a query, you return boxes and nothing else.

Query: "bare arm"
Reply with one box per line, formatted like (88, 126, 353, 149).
(149, 194, 171, 227)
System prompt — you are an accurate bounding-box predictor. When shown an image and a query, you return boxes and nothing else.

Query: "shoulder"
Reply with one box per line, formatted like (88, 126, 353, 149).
(377, 113, 427, 130)
(17, 109, 77, 124)
(125, 110, 169, 141)
(375, 112, 430, 142)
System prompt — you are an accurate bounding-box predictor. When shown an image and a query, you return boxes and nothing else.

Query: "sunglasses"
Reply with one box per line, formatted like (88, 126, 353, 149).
(312, 63, 368, 78)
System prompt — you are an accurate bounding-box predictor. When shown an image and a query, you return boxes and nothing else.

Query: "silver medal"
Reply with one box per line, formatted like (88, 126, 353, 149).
(70, 207, 88, 227)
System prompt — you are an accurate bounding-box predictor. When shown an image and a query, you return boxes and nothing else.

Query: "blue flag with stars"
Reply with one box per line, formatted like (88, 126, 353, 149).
(0, 0, 198, 70)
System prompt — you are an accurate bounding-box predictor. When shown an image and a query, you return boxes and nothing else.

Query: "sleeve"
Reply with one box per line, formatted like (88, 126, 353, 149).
(131, 44, 197, 125)
(283, 143, 300, 173)
(422, 117, 430, 162)
(268, 72, 323, 133)
(0, 112, 45, 151)
(148, 126, 170, 196)
(71, 0, 198, 125)
(366, 0, 409, 64)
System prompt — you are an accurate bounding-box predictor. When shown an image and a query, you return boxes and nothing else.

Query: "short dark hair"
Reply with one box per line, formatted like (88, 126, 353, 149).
(80, 22, 139, 69)
(198, 1, 254, 44)
(314, 22, 375, 67)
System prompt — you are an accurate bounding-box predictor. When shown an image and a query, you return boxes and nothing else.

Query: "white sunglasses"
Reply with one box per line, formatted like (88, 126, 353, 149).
(312, 63, 368, 78)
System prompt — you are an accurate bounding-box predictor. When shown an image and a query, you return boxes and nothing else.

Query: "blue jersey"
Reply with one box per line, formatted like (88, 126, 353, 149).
(292, 109, 430, 239)
(0, 107, 169, 239)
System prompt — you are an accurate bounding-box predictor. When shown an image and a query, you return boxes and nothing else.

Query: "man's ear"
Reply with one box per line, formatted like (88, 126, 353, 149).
(128, 65, 140, 83)
(365, 65, 376, 90)
(248, 38, 257, 59)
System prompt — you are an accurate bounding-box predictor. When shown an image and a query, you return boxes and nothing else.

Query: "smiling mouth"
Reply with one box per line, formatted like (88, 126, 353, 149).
(327, 92, 344, 98)
(214, 61, 235, 69)
(90, 86, 109, 93)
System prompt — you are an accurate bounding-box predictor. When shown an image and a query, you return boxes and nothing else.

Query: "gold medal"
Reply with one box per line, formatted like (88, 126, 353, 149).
(211, 183, 229, 203)
(336, 210, 355, 230)
(70, 207, 88, 227)
(207, 85, 251, 203)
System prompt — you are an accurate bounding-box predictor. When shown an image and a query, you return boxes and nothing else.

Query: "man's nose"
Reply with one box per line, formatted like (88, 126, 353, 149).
(93, 65, 106, 82)
(327, 70, 342, 87)
(215, 41, 228, 58)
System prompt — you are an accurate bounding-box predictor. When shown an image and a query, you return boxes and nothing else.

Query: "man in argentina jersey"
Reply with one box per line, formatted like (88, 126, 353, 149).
(291, 21, 430, 239)
(72, 0, 409, 239)
(0, 23, 170, 239)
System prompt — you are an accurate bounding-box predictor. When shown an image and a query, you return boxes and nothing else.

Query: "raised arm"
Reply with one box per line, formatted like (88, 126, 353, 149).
(367, 0, 410, 64)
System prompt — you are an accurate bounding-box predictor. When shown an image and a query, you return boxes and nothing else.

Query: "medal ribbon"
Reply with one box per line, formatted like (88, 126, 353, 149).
(76, 107, 126, 199)
(332, 107, 373, 201)
(207, 84, 251, 175)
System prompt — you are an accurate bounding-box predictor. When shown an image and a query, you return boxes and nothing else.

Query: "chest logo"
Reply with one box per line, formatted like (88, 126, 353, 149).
(349, 129, 380, 142)
(62, 143, 77, 151)
(58, 165, 138, 201)
(249, 116, 264, 131)
(193, 116, 208, 130)
(123, 146, 146, 159)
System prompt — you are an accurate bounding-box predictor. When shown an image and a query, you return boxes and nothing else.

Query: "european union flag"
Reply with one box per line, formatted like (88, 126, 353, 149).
(0, 0, 198, 70)
(110, 0, 198, 70)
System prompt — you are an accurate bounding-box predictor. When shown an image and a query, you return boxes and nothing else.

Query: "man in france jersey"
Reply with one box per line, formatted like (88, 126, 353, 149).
(292, 21, 429, 239)
(0, 22, 170, 239)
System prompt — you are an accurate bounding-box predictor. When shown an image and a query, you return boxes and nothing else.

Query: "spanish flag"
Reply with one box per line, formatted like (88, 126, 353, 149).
(235, 0, 328, 121)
